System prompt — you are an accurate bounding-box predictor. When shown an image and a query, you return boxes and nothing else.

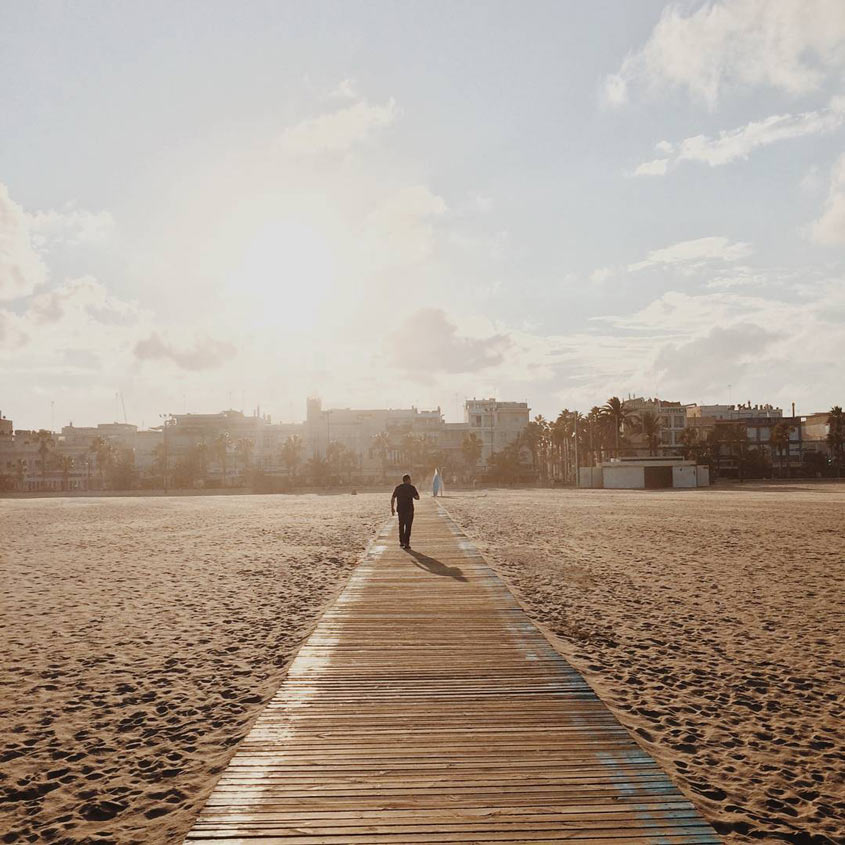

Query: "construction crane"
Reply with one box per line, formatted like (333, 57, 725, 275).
(115, 391, 128, 424)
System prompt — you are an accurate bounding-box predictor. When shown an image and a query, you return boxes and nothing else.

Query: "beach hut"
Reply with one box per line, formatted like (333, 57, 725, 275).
(580, 457, 709, 489)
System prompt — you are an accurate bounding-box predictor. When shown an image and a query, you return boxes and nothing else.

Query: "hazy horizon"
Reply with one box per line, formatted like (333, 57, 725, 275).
(3, 0, 844, 431)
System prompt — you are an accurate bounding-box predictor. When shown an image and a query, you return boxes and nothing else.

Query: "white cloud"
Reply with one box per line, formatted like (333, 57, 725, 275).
(597, 287, 802, 337)
(387, 308, 510, 377)
(134, 332, 236, 371)
(0, 182, 48, 301)
(653, 322, 777, 392)
(567, 280, 842, 407)
(635, 97, 845, 175)
(470, 193, 494, 214)
(0, 183, 115, 302)
(0, 275, 152, 395)
(605, 0, 845, 108)
(633, 158, 670, 177)
(800, 164, 823, 193)
(278, 97, 397, 156)
(628, 236, 753, 272)
(357, 185, 447, 269)
(451, 273, 842, 414)
(603, 72, 628, 107)
(590, 266, 614, 284)
(705, 265, 770, 289)
(28, 276, 141, 326)
(26, 204, 115, 248)
(807, 151, 845, 244)
(330, 78, 358, 100)
(0, 310, 29, 349)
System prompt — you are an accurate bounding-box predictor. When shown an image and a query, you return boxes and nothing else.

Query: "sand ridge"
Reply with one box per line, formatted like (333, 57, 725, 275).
(444, 486, 845, 845)
(0, 493, 385, 844)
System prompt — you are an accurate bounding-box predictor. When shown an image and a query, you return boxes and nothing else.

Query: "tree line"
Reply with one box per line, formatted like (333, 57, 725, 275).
(484, 399, 845, 485)
(0, 432, 135, 492)
(2, 401, 842, 492)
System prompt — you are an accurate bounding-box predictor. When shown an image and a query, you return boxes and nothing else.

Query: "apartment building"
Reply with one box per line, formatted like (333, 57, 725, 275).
(0, 418, 155, 491)
(463, 399, 531, 465)
(0, 394, 532, 491)
(625, 396, 687, 455)
(802, 411, 831, 456)
(685, 403, 805, 475)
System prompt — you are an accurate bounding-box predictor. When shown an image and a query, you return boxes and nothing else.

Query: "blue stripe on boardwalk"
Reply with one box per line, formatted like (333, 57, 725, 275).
(184, 501, 720, 843)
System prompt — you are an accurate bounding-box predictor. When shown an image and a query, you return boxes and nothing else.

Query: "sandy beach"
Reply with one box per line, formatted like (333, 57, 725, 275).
(0, 493, 385, 844)
(2, 486, 843, 844)
(445, 485, 844, 844)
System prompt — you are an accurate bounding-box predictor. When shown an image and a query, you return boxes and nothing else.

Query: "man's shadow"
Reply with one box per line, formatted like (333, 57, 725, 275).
(406, 549, 467, 582)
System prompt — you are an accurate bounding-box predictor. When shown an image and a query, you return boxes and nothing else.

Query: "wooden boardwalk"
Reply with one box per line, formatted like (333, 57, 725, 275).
(185, 500, 720, 844)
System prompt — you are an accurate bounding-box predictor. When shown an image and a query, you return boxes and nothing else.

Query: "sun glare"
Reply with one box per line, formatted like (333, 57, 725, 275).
(233, 219, 336, 326)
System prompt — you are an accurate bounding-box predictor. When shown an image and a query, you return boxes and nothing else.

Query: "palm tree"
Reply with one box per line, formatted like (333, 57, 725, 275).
(194, 439, 210, 482)
(370, 431, 392, 482)
(637, 411, 662, 456)
(235, 437, 254, 481)
(827, 406, 844, 477)
(707, 427, 724, 477)
(152, 442, 167, 487)
(14, 458, 26, 491)
(488, 442, 523, 484)
(326, 441, 347, 483)
(419, 435, 438, 477)
(305, 454, 329, 486)
(281, 434, 303, 481)
(214, 431, 231, 487)
(35, 430, 55, 489)
(584, 407, 605, 465)
(519, 418, 548, 478)
(534, 415, 551, 480)
(681, 426, 701, 461)
(770, 421, 794, 478)
(58, 454, 74, 491)
(329, 443, 358, 484)
(550, 412, 570, 482)
(89, 436, 115, 489)
(723, 423, 748, 482)
(548, 410, 583, 484)
(461, 433, 483, 480)
(600, 397, 635, 457)
(401, 432, 427, 475)
(572, 411, 590, 482)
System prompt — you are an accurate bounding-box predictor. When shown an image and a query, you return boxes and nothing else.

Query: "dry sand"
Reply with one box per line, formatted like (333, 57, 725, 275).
(444, 485, 845, 845)
(2, 487, 843, 844)
(0, 493, 385, 844)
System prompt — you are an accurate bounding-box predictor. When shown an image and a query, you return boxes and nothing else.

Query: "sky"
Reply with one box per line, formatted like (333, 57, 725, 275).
(1, 0, 844, 430)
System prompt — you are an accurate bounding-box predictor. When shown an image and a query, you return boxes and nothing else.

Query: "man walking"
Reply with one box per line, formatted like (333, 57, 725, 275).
(391, 473, 420, 549)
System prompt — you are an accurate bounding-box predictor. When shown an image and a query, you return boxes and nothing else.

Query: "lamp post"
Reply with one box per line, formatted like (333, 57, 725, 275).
(574, 412, 580, 489)
(159, 413, 170, 494)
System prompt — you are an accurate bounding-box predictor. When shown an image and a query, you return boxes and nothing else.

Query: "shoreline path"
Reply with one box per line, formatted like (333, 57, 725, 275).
(184, 499, 720, 844)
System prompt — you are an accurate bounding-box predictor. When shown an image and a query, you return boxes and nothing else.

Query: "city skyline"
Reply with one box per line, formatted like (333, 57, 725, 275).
(2, 1, 844, 431)
(0, 390, 832, 435)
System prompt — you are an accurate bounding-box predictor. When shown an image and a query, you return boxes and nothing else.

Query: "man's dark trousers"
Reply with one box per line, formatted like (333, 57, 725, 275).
(398, 508, 414, 547)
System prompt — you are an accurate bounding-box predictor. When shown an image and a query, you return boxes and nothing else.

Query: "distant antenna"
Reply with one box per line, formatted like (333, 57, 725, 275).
(120, 392, 128, 424)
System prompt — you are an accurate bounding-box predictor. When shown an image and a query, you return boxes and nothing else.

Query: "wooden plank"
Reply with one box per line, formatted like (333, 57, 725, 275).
(183, 501, 720, 844)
